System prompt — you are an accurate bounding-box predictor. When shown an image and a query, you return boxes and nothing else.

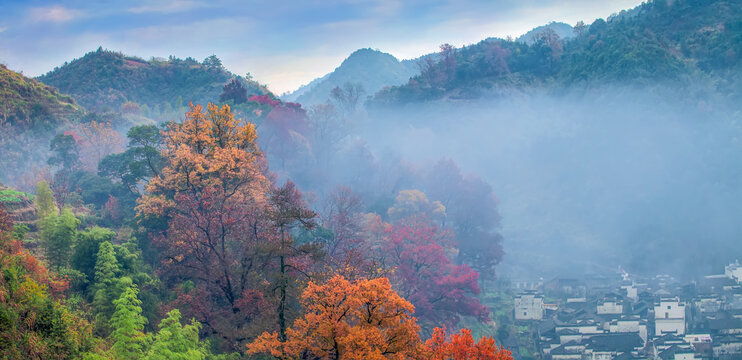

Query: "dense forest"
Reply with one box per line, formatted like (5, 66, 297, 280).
(2, 0, 742, 358)
(370, 0, 742, 105)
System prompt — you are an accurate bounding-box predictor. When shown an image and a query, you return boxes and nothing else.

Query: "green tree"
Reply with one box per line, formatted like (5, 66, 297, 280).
(92, 241, 129, 333)
(72, 226, 117, 288)
(35, 180, 58, 218)
(110, 284, 147, 360)
(48, 133, 81, 173)
(202, 55, 223, 70)
(146, 309, 209, 360)
(99, 125, 163, 195)
(40, 208, 80, 269)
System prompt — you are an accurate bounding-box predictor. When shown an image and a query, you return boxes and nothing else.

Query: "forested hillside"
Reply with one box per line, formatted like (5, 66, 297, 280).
(372, 0, 742, 105)
(0, 64, 83, 129)
(4, 0, 742, 359)
(38, 47, 271, 112)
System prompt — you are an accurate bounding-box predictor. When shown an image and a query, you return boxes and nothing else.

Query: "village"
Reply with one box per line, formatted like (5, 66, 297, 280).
(508, 262, 742, 360)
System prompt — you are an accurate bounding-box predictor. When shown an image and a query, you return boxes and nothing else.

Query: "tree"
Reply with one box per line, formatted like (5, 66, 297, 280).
(308, 104, 347, 169)
(265, 180, 318, 341)
(321, 186, 363, 260)
(35, 180, 58, 218)
(534, 28, 563, 64)
(330, 82, 364, 118)
(48, 133, 82, 205)
(71, 226, 117, 288)
(99, 124, 163, 194)
(138, 103, 274, 349)
(383, 219, 489, 329)
(0, 204, 94, 359)
(219, 79, 248, 104)
(424, 327, 512, 360)
(72, 121, 126, 172)
(259, 101, 310, 170)
(40, 208, 80, 270)
(110, 284, 147, 360)
(48, 133, 81, 172)
(92, 241, 130, 333)
(387, 189, 446, 224)
(440, 44, 457, 80)
(424, 159, 503, 285)
(146, 309, 209, 360)
(202, 55, 223, 70)
(573, 20, 587, 36)
(247, 275, 423, 360)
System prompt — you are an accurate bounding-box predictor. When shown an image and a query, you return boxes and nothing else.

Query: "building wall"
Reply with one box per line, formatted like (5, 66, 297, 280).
(654, 298, 686, 336)
(673, 353, 695, 360)
(597, 301, 623, 315)
(656, 318, 685, 336)
(515, 294, 544, 320)
(655, 299, 686, 320)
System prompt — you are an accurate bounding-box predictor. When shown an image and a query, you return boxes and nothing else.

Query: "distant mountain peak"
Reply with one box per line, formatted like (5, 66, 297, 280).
(282, 48, 419, 106)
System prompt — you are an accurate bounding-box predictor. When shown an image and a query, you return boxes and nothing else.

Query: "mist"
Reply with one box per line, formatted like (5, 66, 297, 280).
(339, 84, 742, 281)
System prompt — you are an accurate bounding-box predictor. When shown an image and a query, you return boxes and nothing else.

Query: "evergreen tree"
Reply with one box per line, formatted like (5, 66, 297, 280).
(110, 285, 147, 360)
(146, 309, 208, 360)
(35, 180, 57, 218)
(72, 226, 116, 288)
(92, 241, 127, 333)
(40, 208, 79, 269)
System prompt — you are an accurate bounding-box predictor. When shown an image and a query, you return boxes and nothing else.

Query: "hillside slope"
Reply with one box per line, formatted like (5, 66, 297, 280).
(38, 48, 269, 111)
(371, 0, 742, 105)
(0, 64, 83, 129)
(283, 48, 418, 107)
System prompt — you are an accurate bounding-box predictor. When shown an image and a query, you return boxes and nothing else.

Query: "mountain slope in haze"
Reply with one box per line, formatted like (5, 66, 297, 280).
(0, 64, 83, 130)
(283, 48, 419, 107)
(516, 21, 575, 44)
(372, 0, 742, 105)
(0, 65, 85, 185)
(38, 48, 270, 112)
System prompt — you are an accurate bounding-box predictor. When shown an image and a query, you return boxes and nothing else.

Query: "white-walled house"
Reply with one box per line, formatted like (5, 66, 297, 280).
(725, 261, 742, 283)
(655, 297, 687, 336)
(515, 291, 544, 320)
(597, 298, 624, 315)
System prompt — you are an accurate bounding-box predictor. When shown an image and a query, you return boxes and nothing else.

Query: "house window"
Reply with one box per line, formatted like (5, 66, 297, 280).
(667, 305, 671, 309)
(665, 312, 669, 319)
(524, 312, 527, 316)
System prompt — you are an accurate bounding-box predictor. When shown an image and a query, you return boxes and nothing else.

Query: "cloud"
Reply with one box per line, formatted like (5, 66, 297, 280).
(0, 27, 6, 33)
(128, 0, 205, 14)
(28, 6, 83, 23)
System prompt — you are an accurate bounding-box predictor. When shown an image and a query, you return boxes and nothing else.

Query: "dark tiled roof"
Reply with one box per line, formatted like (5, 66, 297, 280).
(586, 333, 643, 352)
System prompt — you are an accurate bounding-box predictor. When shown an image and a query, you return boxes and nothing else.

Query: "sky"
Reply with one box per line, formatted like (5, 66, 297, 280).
(0, 0, 644, 94)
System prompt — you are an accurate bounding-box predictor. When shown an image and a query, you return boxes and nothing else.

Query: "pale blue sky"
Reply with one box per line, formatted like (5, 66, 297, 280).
(0, 0, 643, 93)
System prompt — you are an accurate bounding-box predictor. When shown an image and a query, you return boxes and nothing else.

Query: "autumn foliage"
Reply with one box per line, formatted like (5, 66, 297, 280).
(0, 204, 93, 359)
(425, 327, 511, 360)
(384, 219, 489, 328)
(137, 102, 274, 348)
(247, 274, 511, 360)
(247, 274, 424, 360)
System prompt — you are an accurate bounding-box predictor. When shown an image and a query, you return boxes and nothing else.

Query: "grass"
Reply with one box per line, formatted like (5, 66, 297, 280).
(0, 189, 34, 204)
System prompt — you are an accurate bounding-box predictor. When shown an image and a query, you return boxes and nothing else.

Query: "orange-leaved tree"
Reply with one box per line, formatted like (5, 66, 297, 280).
(424, 327, 512, 360)
(137, 103, 275, 349)
(247, 274, 424, 360)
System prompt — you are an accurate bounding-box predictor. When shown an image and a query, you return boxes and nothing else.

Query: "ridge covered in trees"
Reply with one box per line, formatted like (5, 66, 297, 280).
(38, 48, 271, 112)
(0, 64, 83, 130)
(371, 0, 742, 105)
